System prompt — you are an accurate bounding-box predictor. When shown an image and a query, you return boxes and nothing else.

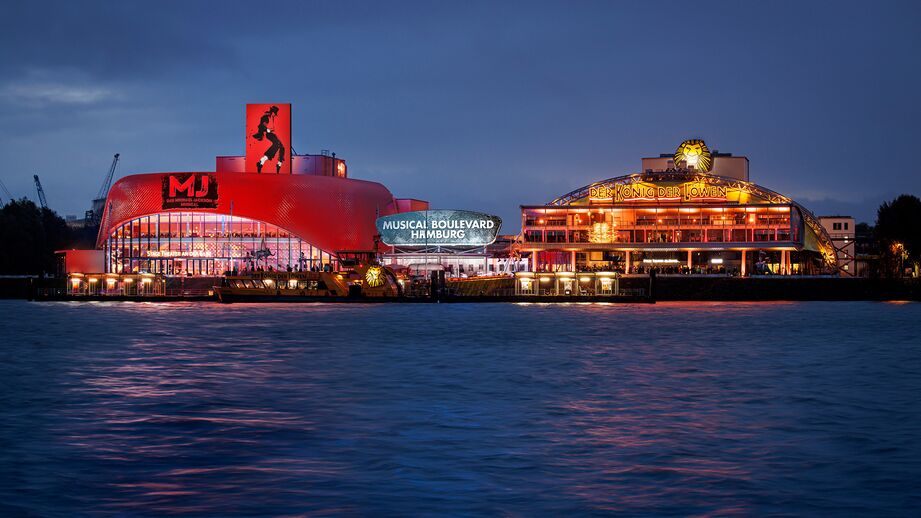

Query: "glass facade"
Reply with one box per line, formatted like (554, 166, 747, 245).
(105, 212, 336, 276)
(519, 204, 809, 274)
(521, 205, 800, 245)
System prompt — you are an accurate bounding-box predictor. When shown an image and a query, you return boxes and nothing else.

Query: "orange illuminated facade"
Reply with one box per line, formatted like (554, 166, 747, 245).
(517, 146, 838, 276)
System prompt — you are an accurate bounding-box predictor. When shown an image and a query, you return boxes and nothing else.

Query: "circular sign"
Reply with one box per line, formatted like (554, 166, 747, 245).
(674, 139, 712, 172)
(365, 266, 385, 287)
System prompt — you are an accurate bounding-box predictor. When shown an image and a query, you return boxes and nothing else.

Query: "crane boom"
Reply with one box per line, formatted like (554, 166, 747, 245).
(87, 153, 120, 225)
(0, 179, 12, 202)
(95, 153, 120, 200)
(33, 175, 48, 210)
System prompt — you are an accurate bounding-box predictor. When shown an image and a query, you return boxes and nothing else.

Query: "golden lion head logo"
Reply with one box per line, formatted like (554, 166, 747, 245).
(674, 139, 712, 172)
(365, 266, 385, 287)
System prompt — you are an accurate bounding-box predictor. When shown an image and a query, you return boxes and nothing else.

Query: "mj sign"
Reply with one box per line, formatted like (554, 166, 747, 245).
(376, 210, 502, 247)
(162, 173, 219, 209)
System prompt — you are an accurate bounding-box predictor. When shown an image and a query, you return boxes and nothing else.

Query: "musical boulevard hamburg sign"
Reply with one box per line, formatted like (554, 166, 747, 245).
(376, 210, 502, 247)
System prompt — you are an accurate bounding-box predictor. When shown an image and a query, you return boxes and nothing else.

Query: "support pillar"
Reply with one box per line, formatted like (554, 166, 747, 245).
(741, 250, 747, 277)
(532, 252, 539, 272)
(687, 250, 693, 270)
(625, 250, 631, 274)
(570, 250, 576, 272)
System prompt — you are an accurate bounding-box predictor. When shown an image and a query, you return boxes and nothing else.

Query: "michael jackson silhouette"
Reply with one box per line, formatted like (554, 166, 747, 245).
(252, 106, 286, 173)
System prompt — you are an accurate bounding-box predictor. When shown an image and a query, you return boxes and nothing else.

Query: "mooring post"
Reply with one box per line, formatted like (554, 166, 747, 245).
(649, 269, 657, 301)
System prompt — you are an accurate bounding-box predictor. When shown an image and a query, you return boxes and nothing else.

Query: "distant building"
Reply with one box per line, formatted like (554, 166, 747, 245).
(854, 222, 879, 277)
(641, 151, 749, 181)
(819, 216, 856, 276)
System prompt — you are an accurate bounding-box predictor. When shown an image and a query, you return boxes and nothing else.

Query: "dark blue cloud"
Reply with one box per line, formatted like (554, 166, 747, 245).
(1, 0, 919, 227)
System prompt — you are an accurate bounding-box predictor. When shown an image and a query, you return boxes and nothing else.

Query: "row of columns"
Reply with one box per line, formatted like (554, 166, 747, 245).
(532, 249, 795, 275)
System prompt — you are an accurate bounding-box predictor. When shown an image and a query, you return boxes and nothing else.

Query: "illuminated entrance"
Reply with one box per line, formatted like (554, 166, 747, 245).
(104, 212, 337, 276)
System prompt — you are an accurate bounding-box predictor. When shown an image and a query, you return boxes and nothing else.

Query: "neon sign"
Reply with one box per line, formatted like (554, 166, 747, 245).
(162, 173, 218, 209)
(588, 181, 727, 203)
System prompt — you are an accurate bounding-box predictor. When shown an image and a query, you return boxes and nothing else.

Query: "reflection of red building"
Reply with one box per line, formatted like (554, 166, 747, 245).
(95, 111, 426, 275)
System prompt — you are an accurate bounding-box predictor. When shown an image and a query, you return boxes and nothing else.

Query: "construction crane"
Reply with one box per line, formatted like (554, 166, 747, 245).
(33, 175, 48, 210)
(87, 153, 120, 225)
(0, 179, 12, 205)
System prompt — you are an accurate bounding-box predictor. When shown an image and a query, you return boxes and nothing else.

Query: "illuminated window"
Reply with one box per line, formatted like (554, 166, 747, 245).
(105, 212, 333, 276)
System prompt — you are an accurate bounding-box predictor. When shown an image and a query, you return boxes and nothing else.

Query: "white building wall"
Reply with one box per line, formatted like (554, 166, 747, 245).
(819, 216, 856, 276)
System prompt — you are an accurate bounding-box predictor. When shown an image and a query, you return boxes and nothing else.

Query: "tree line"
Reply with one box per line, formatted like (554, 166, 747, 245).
(869, 194, 921, 277)
(0, 199, 97, 275)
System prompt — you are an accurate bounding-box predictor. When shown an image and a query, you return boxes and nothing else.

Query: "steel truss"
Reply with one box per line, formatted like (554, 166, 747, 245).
(545, 172, 839, 271)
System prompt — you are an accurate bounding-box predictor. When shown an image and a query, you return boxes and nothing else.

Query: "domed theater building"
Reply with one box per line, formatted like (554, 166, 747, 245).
(516, 140, 838, 276)
(95, 104, 427, 276)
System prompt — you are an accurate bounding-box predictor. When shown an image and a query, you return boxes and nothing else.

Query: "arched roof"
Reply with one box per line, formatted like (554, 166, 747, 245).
(97, 172, 401, 253)
(547, 172, 838, 269)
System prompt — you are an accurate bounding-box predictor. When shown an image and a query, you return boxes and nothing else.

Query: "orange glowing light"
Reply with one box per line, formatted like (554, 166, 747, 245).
(365, 266, 385, 287)
(674, 139, 713, 172)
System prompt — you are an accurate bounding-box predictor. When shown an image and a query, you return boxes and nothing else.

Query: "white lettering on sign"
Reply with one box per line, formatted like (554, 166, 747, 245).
(376, 210, 503, 247)
(381, 219, 496, 231)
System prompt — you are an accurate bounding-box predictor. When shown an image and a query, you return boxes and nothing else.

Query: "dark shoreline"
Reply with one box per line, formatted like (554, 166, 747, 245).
(3, 276, 919, 303)
(632, 276, 921, 302)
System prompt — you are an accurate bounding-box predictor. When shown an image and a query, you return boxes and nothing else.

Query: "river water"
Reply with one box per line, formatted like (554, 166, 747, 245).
(0, 300, 919, 516)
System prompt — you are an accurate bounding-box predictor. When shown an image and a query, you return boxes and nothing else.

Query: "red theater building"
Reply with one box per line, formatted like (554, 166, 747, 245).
(516, 140, 838, 276)
(95, 104, 426, 276)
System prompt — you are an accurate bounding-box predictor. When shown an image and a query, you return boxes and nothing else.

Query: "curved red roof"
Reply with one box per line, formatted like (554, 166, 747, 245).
(97, 172, 403, 252)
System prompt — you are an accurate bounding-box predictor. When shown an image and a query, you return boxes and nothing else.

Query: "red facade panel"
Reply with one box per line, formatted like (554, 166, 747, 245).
(97, 172, 405, 253)
(393, 198, 430, 212)
(56, 249, 105, 273)
(217, 155, 346, 177)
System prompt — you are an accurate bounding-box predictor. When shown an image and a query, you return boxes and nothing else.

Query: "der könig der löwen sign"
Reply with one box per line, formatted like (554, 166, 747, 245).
(376, 210, 502, 247)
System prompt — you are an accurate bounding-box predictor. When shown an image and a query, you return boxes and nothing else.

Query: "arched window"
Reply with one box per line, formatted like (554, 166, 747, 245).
(105, 212, 335, 276)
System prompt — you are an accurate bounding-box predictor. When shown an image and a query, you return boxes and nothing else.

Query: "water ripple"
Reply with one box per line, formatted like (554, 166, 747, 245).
(0, 300, 919, 516)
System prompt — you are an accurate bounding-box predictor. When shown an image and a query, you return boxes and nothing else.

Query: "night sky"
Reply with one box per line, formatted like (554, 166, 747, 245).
(1, 1, 919, 230)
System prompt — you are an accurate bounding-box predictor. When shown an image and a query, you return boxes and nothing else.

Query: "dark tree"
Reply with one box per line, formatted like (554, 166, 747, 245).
(0, 199, 73, 275)
(875, 194, 921, 277)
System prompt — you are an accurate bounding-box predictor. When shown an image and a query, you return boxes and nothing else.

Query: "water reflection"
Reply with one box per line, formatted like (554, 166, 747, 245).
(0, 300, 919, 515)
